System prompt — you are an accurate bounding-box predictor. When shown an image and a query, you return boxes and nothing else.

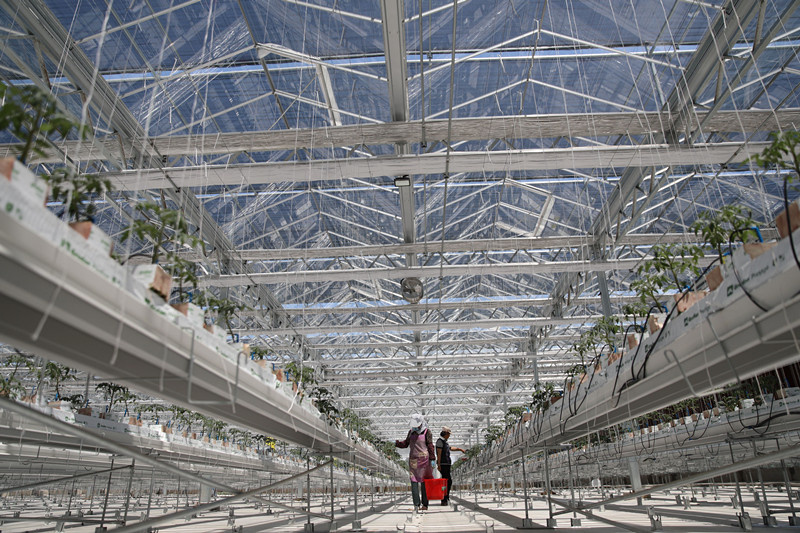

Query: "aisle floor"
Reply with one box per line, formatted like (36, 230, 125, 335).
(3, 487, 800, 531)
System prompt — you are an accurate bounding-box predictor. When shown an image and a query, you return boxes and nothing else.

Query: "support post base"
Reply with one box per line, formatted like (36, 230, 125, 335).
(303, 523, 314, 533)
(738, 513, 753, 531)
(571, 518, 582, 526)
(521, 518, 535, 528)
(546, 518, 557, 528)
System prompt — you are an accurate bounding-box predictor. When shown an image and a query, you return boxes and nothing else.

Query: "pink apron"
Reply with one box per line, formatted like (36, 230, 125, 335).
(408, 429, 433, 482)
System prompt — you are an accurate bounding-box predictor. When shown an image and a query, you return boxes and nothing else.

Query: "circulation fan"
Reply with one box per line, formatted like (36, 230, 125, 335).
(400, 277, 424, 304)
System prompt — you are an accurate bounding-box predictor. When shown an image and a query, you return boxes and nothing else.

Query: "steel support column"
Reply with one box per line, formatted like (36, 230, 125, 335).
(99, 456, 115, 530)
(122, 459, 135, 525)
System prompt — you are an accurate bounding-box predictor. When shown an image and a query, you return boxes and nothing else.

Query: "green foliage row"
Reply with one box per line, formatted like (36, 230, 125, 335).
(571, 315, 622, 369)
(0, 353, 76, 401)
(750, 131, 800, 181)
(0, 84, 88, 165)
(0, 83, 112, 222)
(529, 381, 557, 414)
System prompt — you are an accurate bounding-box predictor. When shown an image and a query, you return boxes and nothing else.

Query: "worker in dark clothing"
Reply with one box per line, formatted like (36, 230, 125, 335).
(435, 426, 465, 505)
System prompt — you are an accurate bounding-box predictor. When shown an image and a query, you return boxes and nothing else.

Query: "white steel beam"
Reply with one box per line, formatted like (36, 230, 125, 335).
(308, 336, 576, 352)
(201, 257, 659, 286)
(274, 294, 651, 316)
(315, 354, 574, 367)
(104, 142, 770, 190)
(350, 403, 518, 412)
(238, 315, 603, 336)
(380, 0, 408, 124)
(322, 369, 560, 382)
(186, 231, 752, 262)
(340, 390, 544, 401)
(8, 109, 798, 163)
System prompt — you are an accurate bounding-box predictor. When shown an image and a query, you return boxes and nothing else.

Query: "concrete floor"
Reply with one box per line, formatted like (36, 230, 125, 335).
(2, 486, 800, 531)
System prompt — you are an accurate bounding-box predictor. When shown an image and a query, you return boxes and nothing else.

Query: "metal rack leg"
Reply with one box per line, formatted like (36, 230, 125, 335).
(123, 460, 135, 525)
(728, 442, 751, 530)
(99, 456, 115, 531)
(89, 475, 96, 515)
(330, 451, 335, 520)
(521, 445, 534, 528)
(567, 446, 580, 526)
(543, 451, 556, 528)
(777, 440, 799, 525)
(67, 477, 76, 515)
(370, 473, 375, 511)
(304, 456, 313, 532)
(146, 467, 155, 519)
(352, 455, 363, 531)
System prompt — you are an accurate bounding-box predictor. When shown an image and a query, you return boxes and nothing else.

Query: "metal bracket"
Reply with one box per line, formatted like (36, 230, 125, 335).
(738, 512, 753, 531)
(647, 506, 662, 531)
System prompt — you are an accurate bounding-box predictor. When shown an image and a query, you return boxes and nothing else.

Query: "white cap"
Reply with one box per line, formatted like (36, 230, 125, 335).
(409, 413, 425, 428)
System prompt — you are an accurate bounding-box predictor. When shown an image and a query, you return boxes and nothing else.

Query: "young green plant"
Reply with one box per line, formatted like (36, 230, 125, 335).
(632, 243, 704, 309)
(0, 84, 89, 164)
(122, 201, 205, 302)
(0, 84, 113, 221)
(691, 205, 757, 264)
(0, 353, 33, 399)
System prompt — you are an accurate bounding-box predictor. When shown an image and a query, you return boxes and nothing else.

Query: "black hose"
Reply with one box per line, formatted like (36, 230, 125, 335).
(783, 176, 800, 272)
(727, 229, 769, 313)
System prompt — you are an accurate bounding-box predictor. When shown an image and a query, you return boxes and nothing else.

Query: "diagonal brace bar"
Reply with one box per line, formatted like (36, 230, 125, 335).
(553, 443, 800, 516)
(545, 496, 649, 533)
(0, 465, 132, 495)
(111, 461, 333, 533)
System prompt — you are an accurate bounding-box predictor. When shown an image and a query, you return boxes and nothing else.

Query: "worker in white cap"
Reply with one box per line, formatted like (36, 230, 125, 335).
(436, 426, 465, 505)
(395, 413, 436, 511)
